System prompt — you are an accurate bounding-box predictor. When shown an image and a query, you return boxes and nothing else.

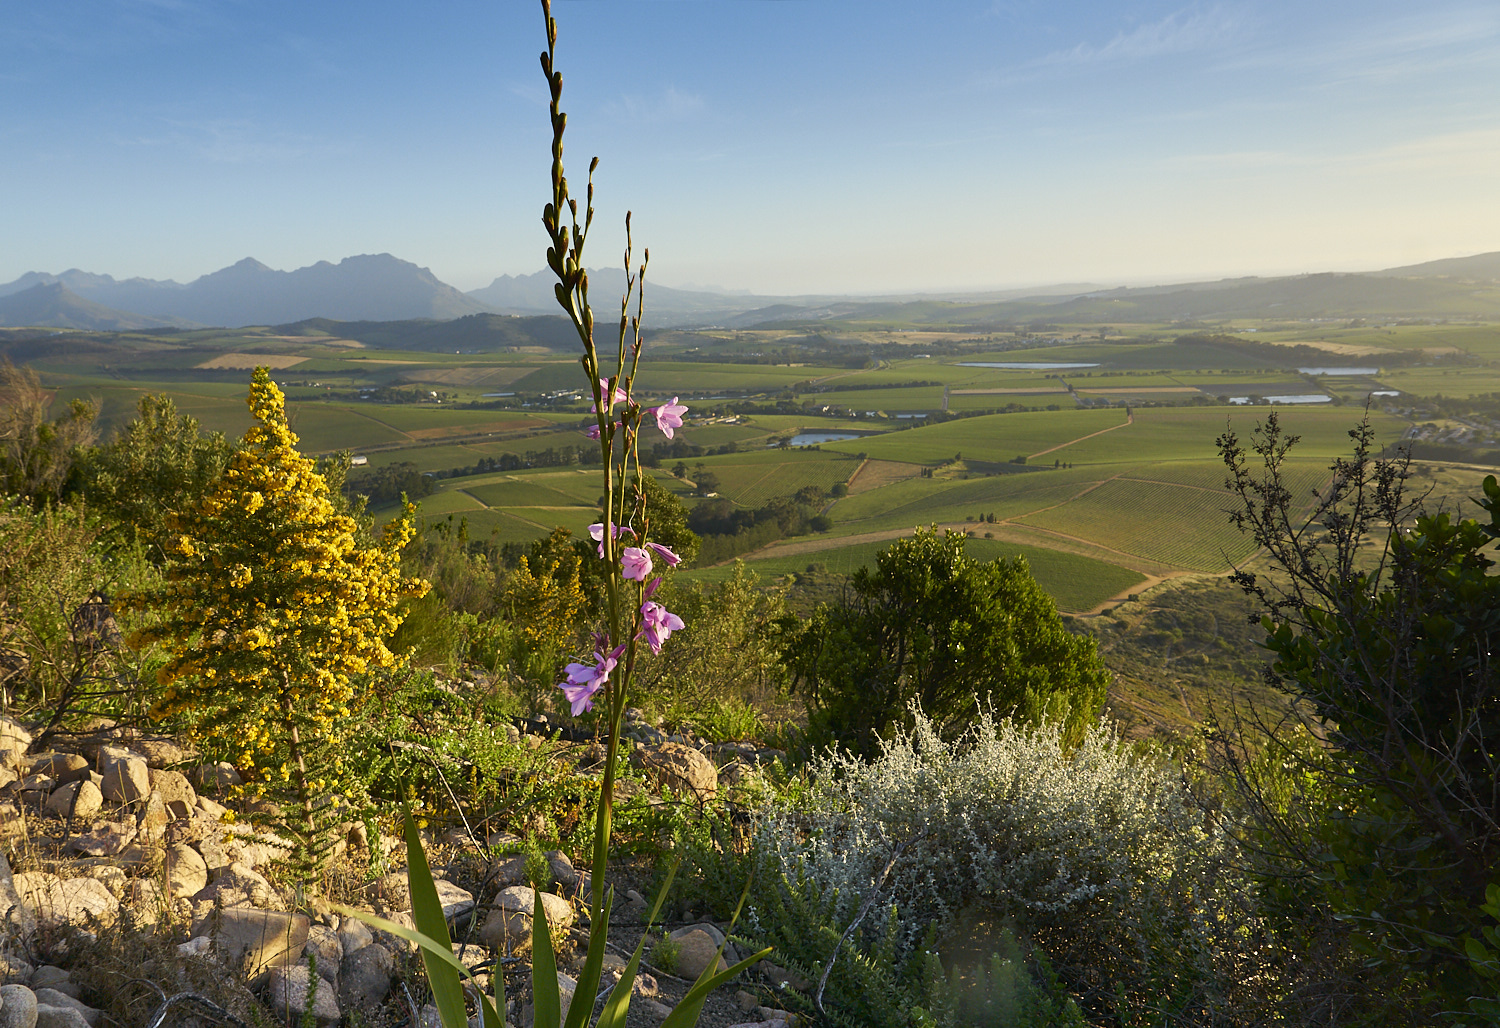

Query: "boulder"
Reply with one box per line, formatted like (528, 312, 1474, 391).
(337, 917, 373, 958)
(0, 984, 37, 1028)
(30, 991, 96, 1027)
(127, 735, 194, 770)
(338, 941, 394, 1013)
(433, 880, 474, 921)
(658, 929, 726, 979)
(207, 907, 309, 981)
(135, 792, 169, 839)
(27, 756, 87, 783)
(13, 874, 117, 929)
(190, 762, 241, 795)
(479, 887, 573, 951)
(43, 782, 101, 821)
(33, 1005, 89, 1028)
(96, 752, 148, 805)
(0, 720, 31, 754)
(266, 964, 340, 1026)
(193, 862, 281, 911)
(0, 855, 37, 943)
(64, 822, 135, 858)
(546, 851, 578, 890)
(632, 742, 717, 802)
(147, 770, 196, 819)
(0, 953, 34, 986)
(164, 843, 208, 899)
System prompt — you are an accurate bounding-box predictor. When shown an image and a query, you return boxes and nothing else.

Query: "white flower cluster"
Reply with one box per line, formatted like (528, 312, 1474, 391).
(753, 707, 1243, 985)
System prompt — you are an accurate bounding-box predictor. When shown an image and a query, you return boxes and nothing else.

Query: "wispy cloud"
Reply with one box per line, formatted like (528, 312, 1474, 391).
(1038, 4, 1242, 66)
(1163, 126, 1500, 177)
(117, 117, 344, 164)
(601, 87, 705, 124)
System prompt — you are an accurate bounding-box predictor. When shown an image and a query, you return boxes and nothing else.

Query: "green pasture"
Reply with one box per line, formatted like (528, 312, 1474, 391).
(463, 470, 602, 508)
(805, 386, 947, 412)
(686, 535, 1145, 613)
(1380, 366, 1500, 399)
(826, 409, 1128, 465)
(829, 465, 1119, 535)
(945, 392, 1073, 412)
(675, 450, 862, 506)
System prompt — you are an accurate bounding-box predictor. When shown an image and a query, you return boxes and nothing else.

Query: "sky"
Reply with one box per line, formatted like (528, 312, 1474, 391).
(3, 0, 1499, 297)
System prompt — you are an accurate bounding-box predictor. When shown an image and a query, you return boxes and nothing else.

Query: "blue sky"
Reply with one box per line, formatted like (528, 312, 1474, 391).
(3, 1, 1498, 296)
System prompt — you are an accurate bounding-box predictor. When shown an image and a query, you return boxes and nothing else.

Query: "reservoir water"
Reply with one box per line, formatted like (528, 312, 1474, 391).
(1297, 367, 1380, 376)
(784, 432, 864, 446)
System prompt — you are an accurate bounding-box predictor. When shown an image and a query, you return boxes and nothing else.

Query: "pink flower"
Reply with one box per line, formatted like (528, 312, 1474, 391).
(621, 546, 653, 581)
(590, 378, 629, 413)
(648, 397, 688, 439)
(638, 601, 684, 654)
(558, 647, 618, 715)
(646, 542, 682, 567)
(589, 522, 634, 558)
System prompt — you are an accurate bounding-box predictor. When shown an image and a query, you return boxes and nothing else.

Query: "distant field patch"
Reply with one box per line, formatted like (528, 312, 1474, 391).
(1076, 386, 1202, 395)
(826, 409, 1126, 465)
(196, 353, 306, 370)
(688, 534, 1144, 613)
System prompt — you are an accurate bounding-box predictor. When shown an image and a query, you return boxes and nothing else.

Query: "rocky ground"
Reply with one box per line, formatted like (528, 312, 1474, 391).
(0, 714, 806, 1028)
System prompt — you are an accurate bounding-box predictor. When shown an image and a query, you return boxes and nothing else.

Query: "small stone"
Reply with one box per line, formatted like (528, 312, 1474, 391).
(433, 879, 474, 921)
(190, 762, 241, 795)
(177, 936, 212, 958)
(545, 851, 578, 890)
(639, 999, 674, 1020)
(735, 990, 758, 1011)
(135, 792, 169, 839)
(194, 796, 228, 821)
(488, 854, 529, 887)
(15, 775, 54, 797)
(266, 964, 340, 1026)
(304, 926, 342, 977)
(0, 984, 38, 1028)
(27, 756, 88, 783)
(0, 719, 32, 752)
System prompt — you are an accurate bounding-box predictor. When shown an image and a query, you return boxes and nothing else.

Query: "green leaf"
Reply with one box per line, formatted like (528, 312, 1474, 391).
(659, 946, 773, 1028)
(596, 860, 679, 1028)
(532, 889, 562, 1028)
(401, 807, 469, 1028)
(564, 888, 610, 1028)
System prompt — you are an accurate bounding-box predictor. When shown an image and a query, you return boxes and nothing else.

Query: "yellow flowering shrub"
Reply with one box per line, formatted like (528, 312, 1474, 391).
(128, 367, 428, 880)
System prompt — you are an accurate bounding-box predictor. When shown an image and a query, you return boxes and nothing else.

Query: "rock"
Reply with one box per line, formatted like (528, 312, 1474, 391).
(546, 851, 578, 890)
(64, 822, 135, 858)
(304, 925, 342, 977)
(521, 972, 575, 1028)
(27, 970, 67, 994)
(135, 792, 169, 839)
(96, 752, 148, 805)
(43, 782, 101, 821)
(26, 757, 87, 784)
(0, 984, 37, 1028)
(480, 886, 573, 952)
(121, 879, 162, 928)
(657, 929, 726, 979)
(760, 961, 810, 992)
(33, 1004, 88, 1028)
(194, 862, 280, 911)
(128, 735, 194, 769)
(488, 854, 529, 887)
(734, 989, 758, 1010)
(638, 999, 674, 1020)
(147, 769, 196, 819)
(0, 768, 16, 794)
(756, 1008, 797, 1026)
(369, 873, 409, 912)
(190, 762, 241, 795)
(0, 720, 31, 753)
(372, 910, 417, 955)
(339, 941, 393, 1013)
(158, 843, 205, 900)
(0, 854, 37, 944)
(0, 954, 34, 986)
(194, 795, 228, 821)
(15, 776, 53, 798)
(433, 880, 474, 921)
(266, 964, 340, 1026)
(13, 874, 117, 929)
(177, 936, 212, 958)
(632, 742, 717, 802)
(30, 992, 96, 1027)
(207, 907, 309, 981)
(486, 830, 522, 850)
(337, 917, 373, 958)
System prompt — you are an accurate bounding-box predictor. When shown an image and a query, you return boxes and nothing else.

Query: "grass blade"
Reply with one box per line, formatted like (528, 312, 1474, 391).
(399, 807, 468, 1028)
(563, 887, 610, 1028)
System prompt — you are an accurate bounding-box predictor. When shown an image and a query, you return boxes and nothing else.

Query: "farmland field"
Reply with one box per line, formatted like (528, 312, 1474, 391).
(825, 409, 1128, 465)
(684, 534, 1146, 613)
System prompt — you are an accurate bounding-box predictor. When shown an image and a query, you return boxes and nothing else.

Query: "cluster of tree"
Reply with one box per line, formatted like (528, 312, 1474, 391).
(792, 379, 940, 394)
(423, 445, 601, 481)
(645, 437, 740, 463)
(689, 485, 832, 564)
(344, 461, 435, 505)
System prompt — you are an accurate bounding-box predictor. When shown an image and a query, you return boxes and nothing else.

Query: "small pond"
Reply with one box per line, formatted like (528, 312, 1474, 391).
(1297, 367, 1380, 376)
(1229, 394, 1333, 405)
(783, 432, 865, 446)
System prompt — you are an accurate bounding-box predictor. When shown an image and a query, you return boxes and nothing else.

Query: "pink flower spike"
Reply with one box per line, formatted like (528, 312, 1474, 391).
(589, 522, 634, 558)
(621, 546, 653, 581)
(590, 378, 629, 413)
(646, 542, 682, 567)
(558, 649, 616, 715)
(643, 576, 662, 601)
(638, 601, 685, 655)
(649, 397, 688, 439)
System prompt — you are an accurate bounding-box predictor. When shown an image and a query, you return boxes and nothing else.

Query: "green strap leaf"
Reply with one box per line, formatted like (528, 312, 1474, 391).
(532, 889, 563, 1028)
(563, 887, 610, 1028)
(659, 946, 773, 1028)
(400, 807, 468, 1028)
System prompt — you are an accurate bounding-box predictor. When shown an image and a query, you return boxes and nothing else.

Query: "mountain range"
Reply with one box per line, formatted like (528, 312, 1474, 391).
(2, 250, 1499, 333)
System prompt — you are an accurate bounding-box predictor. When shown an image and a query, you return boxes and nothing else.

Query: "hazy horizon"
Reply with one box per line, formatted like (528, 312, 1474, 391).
(5, 1, 1498, 296)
